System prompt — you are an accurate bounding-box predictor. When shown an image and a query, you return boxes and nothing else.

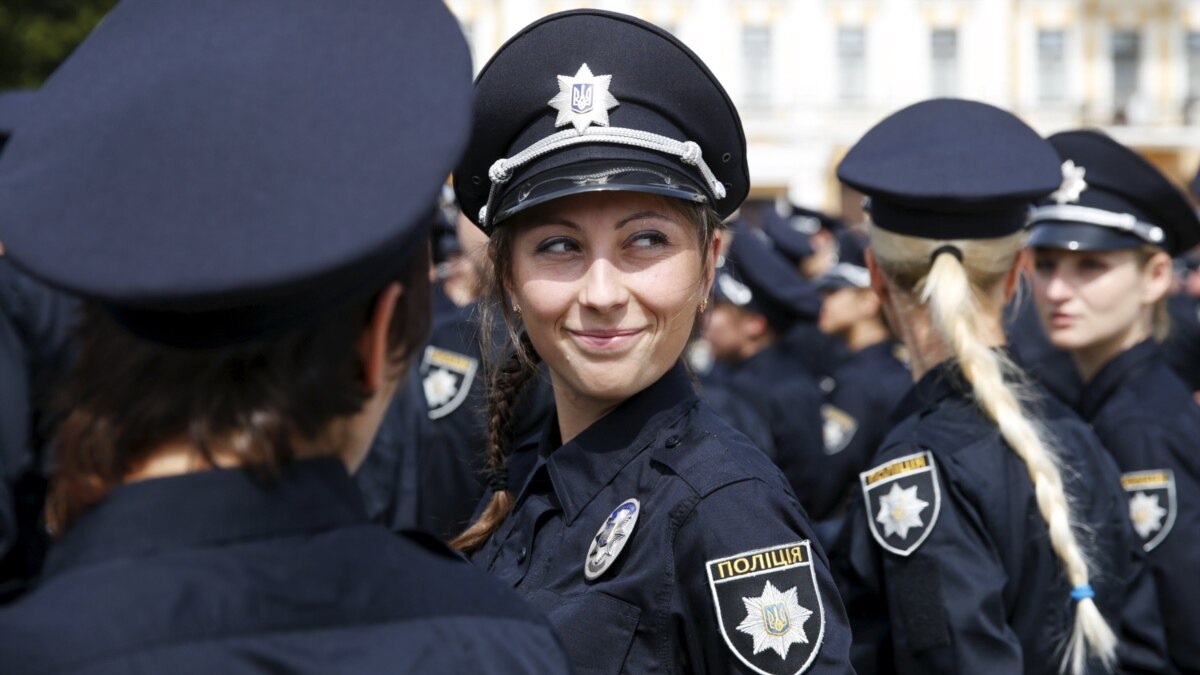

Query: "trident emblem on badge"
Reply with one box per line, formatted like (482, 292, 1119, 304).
(763, 603, 791, 636)
(571, 83, 594, 114)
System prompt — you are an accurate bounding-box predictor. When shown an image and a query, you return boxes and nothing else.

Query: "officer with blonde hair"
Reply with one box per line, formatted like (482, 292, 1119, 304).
(833, 99, 1167, 674)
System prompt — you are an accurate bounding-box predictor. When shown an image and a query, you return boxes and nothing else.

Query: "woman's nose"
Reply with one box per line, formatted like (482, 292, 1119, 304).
(579, 257, 629, 312)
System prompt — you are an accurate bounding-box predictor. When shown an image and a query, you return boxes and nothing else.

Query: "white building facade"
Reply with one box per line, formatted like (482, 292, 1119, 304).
(448, 0, 1200, 218)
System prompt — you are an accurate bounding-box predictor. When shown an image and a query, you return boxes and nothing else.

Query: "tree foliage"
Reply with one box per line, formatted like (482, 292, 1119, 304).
(0, 0, 117, 89)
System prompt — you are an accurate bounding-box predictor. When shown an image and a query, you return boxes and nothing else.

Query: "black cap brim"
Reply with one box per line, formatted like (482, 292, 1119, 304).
(1027, 221, 1148, 252)
(493, 159, 707, 225)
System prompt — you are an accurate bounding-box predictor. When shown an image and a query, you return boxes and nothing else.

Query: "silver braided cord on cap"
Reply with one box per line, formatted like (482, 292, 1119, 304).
(478, 126, 726, 227)
(1029, 203, 1165, 246)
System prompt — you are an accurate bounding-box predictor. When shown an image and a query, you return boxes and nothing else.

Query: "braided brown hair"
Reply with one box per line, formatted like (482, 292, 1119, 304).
(451, 195, 721, 553)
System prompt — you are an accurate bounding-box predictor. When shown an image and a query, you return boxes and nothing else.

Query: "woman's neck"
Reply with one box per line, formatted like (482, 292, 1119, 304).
(844, 318, 891, 353)
(894, 306, 1006, 381)
(553, 392, 621, 445)
(1071, 321, 1151, 384)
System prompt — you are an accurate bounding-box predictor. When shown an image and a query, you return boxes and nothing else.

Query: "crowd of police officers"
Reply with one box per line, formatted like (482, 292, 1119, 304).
(0, 1, 1199, 674)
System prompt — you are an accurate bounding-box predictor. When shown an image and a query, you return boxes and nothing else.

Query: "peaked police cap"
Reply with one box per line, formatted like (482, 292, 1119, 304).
(838, 98, 1061, 240)
(454, 10, 748, 234)
(0, 0, 473, 348)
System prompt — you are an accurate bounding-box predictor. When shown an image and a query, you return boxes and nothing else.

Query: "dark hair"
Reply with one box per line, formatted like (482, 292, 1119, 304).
(46, 245, 432, 534)
(451, 197, 721, 552)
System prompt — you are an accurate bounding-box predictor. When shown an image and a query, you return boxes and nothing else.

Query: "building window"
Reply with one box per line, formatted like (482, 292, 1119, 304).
(1037, 30, 1066, 102)
(930, 29, 958, 97)
(1111, 29, 1140, 117)
(1188, 32, 1200, 99)
(743, 25, 772, 106)
(838, 27, 867, 101)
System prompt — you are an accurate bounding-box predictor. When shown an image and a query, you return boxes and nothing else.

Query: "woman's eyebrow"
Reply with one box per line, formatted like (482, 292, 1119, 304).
(615, 210, 674, 229)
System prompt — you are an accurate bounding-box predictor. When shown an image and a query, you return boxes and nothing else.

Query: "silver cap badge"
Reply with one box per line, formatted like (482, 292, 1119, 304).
(548, 63, 620, 134)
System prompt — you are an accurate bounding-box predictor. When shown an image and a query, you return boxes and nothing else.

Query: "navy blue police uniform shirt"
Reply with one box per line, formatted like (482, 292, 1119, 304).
(472, 364, 854, 674)
(720, 342, 828, 518)
(1163, 293, 1200, 394)
(0, 458, 573, 675)
(834, 360, 1169, 674)
(808, 340, 910, 525)
(358, 299, 554, 538)
(0, 257, 77, 598)
(784, 321, 849, 381)
(696, 382, 778, 462)
(1077, 339, 1200, 673)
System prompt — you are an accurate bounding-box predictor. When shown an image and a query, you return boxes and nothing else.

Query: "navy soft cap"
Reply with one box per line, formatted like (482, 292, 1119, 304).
(0, 0, 473, 348)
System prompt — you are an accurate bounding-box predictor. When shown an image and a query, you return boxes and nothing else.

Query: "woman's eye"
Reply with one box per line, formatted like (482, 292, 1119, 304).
(535, 236, 579, 255)
(1078, 257, 1108, 272)
(1033, 258, 1055, 273)
(626, 230, 670, 249)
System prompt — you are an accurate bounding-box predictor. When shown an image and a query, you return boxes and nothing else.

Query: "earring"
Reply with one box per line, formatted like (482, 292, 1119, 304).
(698, 298, 709, 314)
(513, 303, 522, 317)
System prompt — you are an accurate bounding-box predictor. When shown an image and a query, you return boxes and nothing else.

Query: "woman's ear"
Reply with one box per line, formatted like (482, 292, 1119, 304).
(866, 247, 889, 305)
(704, 230, 722, 298)
(357, 282, 404, 392)
(1141, 250, 1173, 305)
(1002, 248, 1030, 304)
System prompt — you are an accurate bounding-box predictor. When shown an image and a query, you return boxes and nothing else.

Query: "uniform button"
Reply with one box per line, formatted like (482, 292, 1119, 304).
(517, 546, 528, 564)
(665, 435, 681, 448)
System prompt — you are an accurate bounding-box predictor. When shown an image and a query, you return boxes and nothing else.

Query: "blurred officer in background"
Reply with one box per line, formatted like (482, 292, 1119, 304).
(834, 99, 1167, 674)
(761, 203, 852, 380)
(808, 233, 909, 542)
(704, 226, 828, 507)
(0, 1, 570, 672)
(450, 10, 853, 673)
(0, 89, 79, 601)
(1027, 129, 1200, 674)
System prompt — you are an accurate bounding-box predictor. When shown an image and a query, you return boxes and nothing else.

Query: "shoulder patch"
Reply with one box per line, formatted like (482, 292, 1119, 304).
(706, 541, 825, 675)
(821, 404, 857, 455)
(420, 345, 478, 419)
(860, 450, 941, 556)
(1121, 469, 1176, 552)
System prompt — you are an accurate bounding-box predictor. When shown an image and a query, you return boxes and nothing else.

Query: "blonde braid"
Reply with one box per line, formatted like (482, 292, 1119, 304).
(872, 225, 1117, 674)
(921, 252, 1116, 674)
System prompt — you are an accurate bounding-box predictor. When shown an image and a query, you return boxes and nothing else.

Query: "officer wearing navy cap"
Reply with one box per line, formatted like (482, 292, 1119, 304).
(1026, 129, 1200, 673)
(449, 10, 853, 674)
(832, 99, 1168, 674)
(704, 227, 829, 514)
(0, 1, 571, 673)
(0, 89, 79, 601)
(806, 233, 909, 538)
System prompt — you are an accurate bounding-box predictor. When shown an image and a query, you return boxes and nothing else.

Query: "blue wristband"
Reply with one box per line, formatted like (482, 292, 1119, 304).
(1070, 584, 1095, 602)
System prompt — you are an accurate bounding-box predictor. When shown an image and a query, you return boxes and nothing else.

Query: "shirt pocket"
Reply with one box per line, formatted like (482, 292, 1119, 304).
(526, 589, 641, 675)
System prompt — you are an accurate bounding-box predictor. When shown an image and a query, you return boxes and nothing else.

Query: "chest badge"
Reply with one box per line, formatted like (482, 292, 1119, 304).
(1121, 469, 1176, 552)
(584, 498, 640, 580)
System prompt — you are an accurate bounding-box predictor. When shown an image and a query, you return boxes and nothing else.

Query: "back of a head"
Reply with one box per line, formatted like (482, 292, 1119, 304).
(0, 0, 474, 531)
(840, 98, 1118, 674)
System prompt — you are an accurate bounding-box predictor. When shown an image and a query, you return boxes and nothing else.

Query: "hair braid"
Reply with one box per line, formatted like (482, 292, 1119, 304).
(921, 251, 1116, 674)
(450, 330, 541, 553)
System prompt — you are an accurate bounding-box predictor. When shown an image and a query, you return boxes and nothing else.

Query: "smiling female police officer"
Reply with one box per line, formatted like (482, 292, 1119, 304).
(450, 10, 853, 675)
(833, 99, 1167, 674)
(1027, 129, 1200, 674)
(0, 1, 570, 673)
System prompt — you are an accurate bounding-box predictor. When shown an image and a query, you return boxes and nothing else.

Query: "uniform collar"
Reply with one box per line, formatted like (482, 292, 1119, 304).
(888, 357, 967, 425)
(538, 362, 697, 524)
(1080, 339, 1159, 419)
(43, 457, 366, 579)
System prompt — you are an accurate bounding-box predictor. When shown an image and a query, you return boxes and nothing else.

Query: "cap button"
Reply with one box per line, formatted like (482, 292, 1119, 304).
(665, 435, 681, 448)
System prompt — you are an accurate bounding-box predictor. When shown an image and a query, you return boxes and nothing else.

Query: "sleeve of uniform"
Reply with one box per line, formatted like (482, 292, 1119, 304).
(1106, 421, 1200, 671)
(671, 473, 854, 674)
(768, 378, 829, 515)
(863, 444, 1023, 674)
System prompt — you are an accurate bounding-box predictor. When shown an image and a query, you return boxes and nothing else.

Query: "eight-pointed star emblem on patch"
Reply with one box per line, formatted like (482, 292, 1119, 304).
(548, 63, 620, 133)
(1129, 491, 1169, 540)
(736, 580, 813, 661)
(875, 483, 929, 540)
